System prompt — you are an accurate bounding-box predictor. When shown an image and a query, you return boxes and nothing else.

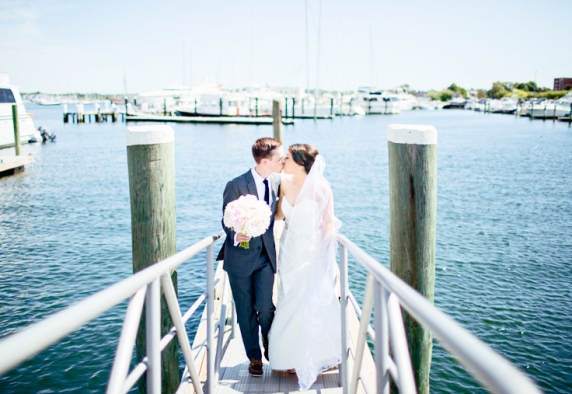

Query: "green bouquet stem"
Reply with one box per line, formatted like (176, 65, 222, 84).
(239, 241, 250, 249)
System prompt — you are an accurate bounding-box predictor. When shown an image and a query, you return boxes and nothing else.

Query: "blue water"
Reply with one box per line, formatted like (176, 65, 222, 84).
(1, 105, 571, 393)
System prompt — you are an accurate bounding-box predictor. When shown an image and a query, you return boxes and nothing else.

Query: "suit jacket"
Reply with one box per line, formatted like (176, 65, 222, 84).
(220, 170, 281, 277)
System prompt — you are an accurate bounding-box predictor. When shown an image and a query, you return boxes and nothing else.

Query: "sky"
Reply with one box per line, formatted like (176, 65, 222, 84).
(0, 0, 570, 94)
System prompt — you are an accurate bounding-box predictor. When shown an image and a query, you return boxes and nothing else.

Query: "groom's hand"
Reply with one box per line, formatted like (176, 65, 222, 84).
(236, 233, 252, 243)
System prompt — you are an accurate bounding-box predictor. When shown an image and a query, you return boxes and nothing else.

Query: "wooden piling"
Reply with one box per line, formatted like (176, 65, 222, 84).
(272, 99, 283, 142)
(292, 98, 296, 118)
(11, 104, 21, 156)
(126, 126, 179, 394)
(387, 124, 437, 394)
(285, 97, 288, 119)
(255, 97, 259, 117)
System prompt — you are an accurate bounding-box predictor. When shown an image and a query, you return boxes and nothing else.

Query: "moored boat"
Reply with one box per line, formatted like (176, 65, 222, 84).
(0, 73, 41, 149)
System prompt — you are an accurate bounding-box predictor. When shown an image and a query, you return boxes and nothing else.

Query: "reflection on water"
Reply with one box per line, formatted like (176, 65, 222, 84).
(1, 106, 571, 393)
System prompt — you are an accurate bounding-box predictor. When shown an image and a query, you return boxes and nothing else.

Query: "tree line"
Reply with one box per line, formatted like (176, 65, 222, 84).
(421, 82, 570, 102)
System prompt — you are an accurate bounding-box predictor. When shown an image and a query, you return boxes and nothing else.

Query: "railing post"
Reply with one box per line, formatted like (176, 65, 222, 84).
(350, 274, 374, 394)
(272, 99, 283, 142)
(11, 104, 21, 156)
(374, 284, 389, 394)
(387, 124, 437, 394)
(339, 244, 349, 393)
(206, 243, 215, 393)
(146, 279, 161, 394)
(127, 126, 178, 393)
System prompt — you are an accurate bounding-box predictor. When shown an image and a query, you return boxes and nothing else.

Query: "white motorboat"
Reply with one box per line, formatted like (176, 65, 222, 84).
(355, 87, 400, 115)
(500, 97, 518, 114)
(0, 73, 40, 149)
(528, 92, 572, 118)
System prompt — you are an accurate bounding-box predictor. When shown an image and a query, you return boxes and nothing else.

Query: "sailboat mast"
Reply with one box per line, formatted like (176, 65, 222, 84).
(305, 0, 310, 91)
(314, 0, 322, 120)
(369, 26, 373, 88)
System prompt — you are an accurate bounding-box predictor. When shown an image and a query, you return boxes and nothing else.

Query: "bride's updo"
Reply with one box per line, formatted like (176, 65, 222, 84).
(289, 144, 319, 174)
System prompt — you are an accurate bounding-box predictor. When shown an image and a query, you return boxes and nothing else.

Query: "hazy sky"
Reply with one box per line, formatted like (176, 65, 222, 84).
(1, 0, 570, 94)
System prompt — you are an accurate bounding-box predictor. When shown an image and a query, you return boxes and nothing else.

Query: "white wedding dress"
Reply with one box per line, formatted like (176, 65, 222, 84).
(268, 156, 342, 391)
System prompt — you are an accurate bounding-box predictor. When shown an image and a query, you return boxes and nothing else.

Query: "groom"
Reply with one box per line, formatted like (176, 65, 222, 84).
(220, 137, 284, 377)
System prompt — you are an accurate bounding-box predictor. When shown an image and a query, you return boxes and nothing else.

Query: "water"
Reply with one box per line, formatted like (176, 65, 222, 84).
(1, 105, 571, 393)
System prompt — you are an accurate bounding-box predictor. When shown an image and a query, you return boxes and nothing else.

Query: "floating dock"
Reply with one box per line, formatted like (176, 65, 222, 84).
(0, 155, 33, 177)
(126, 114, 295, 125)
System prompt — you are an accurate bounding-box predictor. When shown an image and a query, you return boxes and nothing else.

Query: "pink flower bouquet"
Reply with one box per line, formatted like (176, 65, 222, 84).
(223, 194, 272, 249)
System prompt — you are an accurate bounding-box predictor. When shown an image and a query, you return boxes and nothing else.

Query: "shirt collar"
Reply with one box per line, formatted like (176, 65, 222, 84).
(251, 167, 267, 183)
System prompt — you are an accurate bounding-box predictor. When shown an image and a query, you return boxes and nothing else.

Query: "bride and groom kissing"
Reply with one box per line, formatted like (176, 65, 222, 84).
(220, 137, 341, 391)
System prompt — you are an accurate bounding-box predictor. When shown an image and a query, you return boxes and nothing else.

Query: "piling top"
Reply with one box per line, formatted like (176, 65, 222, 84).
(126, 126, 174, 147)
(387, 124, 437, 145)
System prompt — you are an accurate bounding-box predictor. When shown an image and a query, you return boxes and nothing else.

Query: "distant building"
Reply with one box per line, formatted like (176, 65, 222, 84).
(554, 78, 572, 91)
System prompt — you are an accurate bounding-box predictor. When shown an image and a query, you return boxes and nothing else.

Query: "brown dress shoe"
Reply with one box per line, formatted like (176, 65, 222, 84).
(249, 359, 263, 377)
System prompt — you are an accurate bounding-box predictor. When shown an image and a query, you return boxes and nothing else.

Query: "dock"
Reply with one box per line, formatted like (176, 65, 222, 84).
(126, 114, 295, 125)
(63, 110, 125, 123)
(0, 155, 33, 177)
(178, 258, 374, 394)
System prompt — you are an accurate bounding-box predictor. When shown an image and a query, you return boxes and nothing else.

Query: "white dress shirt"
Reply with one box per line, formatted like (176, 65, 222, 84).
(250, 168, 274, 206)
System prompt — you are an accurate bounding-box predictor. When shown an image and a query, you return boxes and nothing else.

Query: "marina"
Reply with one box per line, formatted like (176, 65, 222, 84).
(0, 104, 571, 393)
(0, 0, 570, 392)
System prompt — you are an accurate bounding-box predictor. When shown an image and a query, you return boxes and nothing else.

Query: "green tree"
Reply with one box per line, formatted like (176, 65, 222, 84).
(476, 89, 488, 99)
(488, 82, 509, 99)
(447, 83, 467, 98)
(436, 89, 454, 102)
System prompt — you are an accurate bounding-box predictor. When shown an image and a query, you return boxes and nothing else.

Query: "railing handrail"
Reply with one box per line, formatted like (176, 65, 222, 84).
(0, 231, 225, 377)
(336, 234, 541, 394)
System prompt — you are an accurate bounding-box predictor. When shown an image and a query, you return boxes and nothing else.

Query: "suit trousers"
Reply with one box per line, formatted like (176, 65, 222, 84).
(227, 250, 275, 361)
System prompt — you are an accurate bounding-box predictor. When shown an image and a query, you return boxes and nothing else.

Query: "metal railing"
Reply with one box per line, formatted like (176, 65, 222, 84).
(0, 231, 229, 394)
(336, 234, 542, 394)
(0, 229, 543, 394)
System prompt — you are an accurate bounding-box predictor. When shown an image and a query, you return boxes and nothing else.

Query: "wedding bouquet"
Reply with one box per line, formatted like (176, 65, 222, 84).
(223, 194, 272, 249)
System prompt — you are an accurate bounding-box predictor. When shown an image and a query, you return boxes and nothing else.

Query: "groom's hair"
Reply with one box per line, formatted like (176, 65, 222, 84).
(252, 137, 283, 163)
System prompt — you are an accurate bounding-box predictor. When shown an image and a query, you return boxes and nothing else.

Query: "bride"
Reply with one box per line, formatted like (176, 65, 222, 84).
(268, 144, 342, 391)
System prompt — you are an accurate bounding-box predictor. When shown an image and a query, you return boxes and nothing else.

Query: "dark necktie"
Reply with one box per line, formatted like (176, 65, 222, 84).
(263, 179, 270, 205)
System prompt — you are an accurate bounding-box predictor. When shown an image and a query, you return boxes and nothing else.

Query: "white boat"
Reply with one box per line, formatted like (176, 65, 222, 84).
(387, 87, 419, 111)
(499, 97, 518, 114)
(36, 98, 61, 106)
(0, 73, 40, 149)
(355, 87, 400, 115)
(528, 92, 572, 118)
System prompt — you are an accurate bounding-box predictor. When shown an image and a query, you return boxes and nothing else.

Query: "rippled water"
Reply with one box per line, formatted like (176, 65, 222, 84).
(1, 105, 571, 393)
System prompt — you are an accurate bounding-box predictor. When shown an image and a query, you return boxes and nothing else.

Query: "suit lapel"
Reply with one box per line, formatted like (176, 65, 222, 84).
(245, 170, 258, 198)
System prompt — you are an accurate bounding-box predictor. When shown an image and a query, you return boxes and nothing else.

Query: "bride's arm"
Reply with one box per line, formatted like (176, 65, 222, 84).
(274, 181, 286, 221)
(320, 186, 336, 239)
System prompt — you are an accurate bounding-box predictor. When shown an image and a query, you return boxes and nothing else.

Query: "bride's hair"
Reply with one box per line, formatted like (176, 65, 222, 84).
(289, 144, 319, 174)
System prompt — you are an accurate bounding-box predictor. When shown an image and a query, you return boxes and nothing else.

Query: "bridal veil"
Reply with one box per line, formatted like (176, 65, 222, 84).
(279, 154, 342, 390)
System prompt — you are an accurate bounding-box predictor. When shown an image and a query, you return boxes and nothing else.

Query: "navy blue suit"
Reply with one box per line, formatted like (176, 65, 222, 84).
(221, 170, 280, 361)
